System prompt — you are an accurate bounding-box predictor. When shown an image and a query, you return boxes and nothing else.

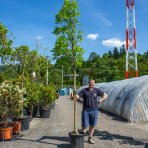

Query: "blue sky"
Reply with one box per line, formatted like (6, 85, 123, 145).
(0, 0, 148, 60)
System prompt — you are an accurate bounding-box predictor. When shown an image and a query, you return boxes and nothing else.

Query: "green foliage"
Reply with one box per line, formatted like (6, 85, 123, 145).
(120, 45, 126, 57)
(0, 80, 24, 123)
(113, 47, 120, 59)
(88, 52, 98, 61)
(25, 81, 40, 112)
(0, 16, 147, 101)
(52, 0, 85, 134)
(0, 23, 13, 65)
(48, 68, 62, 87)
(108, 50, 113, 58)
(37, 55, 48, 83)
(77, 49, 148, 83)
(52, 0, 84, 68)
(39, 84, 56, 109)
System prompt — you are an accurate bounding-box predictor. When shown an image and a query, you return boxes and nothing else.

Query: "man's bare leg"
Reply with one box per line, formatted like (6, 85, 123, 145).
(89, 126, 94, 137)
(88, 126, 95, 144)
(81, 127, 87, 134)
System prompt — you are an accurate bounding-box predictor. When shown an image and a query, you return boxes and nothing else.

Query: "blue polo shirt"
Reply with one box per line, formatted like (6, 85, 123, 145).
(78, 87, 104, 111)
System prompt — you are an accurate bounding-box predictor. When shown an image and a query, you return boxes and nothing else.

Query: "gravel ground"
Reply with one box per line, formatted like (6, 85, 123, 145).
(0, 96, 148, 148)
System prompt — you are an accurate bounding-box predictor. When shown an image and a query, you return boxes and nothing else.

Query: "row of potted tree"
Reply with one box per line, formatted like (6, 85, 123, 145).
(0, 79, 56, 141)
(0, 22, 57, 141)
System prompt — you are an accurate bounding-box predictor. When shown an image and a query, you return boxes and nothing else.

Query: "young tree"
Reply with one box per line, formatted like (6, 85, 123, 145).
(14, 45, 30, 87)
(52, 0, 84, 134)
(0, 23, 13, 65)
(88, 52, 98, 61)
(113, 47, 119, 59)
(120, 45, 126, 57)
(108, 50, 113, 58)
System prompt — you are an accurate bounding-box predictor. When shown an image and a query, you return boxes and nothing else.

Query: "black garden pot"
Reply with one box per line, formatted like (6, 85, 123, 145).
(40, 109, 51, 118)
(33, 107, 39, 117)
(18, 116, 30, 131)
(26, 107, 39, 118)
(69, 132, 85, 148)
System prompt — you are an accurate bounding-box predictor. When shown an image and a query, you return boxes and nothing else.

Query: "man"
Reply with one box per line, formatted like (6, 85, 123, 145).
(71, 80, 107, 144)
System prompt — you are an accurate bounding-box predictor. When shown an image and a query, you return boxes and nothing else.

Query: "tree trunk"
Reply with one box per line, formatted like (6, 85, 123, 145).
(74, 65, 78, 135)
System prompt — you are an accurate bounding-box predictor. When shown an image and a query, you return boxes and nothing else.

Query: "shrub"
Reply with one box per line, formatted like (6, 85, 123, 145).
(0, 80, 24, 123)
(39, 84, 56, 109)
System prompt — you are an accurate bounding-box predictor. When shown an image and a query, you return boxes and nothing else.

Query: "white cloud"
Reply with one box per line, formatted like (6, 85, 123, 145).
(35, 35, 43, 40)
(87, 34, 99, 40)
(102, 38, 125, 48)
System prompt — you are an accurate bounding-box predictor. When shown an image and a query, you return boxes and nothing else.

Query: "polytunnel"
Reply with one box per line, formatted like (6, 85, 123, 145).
(77, 75, 148, 122)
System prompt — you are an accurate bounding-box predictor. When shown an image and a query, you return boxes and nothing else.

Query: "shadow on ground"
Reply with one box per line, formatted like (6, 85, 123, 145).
(144, 143, 148, 148)
(57, 143, 70, 148)
(94, 129, 146, 146)
(38, 136, 69, 143)
(99, 109, 128, 122)
(14, 135, 70, 147)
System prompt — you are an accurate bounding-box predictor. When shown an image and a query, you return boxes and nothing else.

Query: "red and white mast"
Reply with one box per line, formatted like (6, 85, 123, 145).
(126, 0, 138, 79)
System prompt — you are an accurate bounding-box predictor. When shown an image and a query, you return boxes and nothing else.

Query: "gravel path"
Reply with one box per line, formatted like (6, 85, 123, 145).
(0, 96, 148, 148)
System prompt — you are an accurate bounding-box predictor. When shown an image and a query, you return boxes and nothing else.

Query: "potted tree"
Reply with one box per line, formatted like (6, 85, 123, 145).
(39, 84, 56, 118)
(8, 77, 31, 131)
(25, 82, 40, 120)
(52, 0, 85, 147)
(0, 80, 24, 140)
(0, 82, 13, 141)
(17, 91, 31, 131)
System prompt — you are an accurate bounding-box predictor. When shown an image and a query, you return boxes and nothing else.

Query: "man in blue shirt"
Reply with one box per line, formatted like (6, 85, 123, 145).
(71, 80, 107, 144)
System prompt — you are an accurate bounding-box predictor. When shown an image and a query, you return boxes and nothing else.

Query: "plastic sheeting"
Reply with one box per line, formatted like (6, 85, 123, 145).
(77, 75, 148, 122)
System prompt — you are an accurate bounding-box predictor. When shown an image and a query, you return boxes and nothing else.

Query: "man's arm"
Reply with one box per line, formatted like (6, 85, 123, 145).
(98, 93, 107, 103)
(70, 91, 80, 100)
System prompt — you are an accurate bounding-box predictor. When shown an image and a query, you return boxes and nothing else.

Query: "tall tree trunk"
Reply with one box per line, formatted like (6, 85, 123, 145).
(73, 64, 78, 135)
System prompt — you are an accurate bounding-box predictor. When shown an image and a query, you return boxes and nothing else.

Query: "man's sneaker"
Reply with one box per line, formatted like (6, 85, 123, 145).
(78, 130, 86, 136)
(88, 137, 95, 144)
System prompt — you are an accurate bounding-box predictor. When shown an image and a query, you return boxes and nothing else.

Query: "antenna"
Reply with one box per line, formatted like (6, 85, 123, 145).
(126, 0, 138, 79)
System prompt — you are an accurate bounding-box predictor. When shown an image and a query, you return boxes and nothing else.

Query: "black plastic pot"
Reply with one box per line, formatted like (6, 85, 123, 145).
(33, 107, 39, 117)
(69, 132, 85, 148)
(26, 107, 39, 118)
(40, 109, 51, 118)
(18, 116, 30, 131)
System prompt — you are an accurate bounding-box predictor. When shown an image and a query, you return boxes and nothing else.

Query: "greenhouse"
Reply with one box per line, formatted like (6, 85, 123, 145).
(78, 75, 148, 122)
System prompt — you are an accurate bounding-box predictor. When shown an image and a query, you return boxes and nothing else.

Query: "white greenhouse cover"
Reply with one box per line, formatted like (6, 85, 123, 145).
(77, 75, 148, 122)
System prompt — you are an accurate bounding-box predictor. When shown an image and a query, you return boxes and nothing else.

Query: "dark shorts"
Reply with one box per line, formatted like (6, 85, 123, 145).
(81, 110, 99, 127)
